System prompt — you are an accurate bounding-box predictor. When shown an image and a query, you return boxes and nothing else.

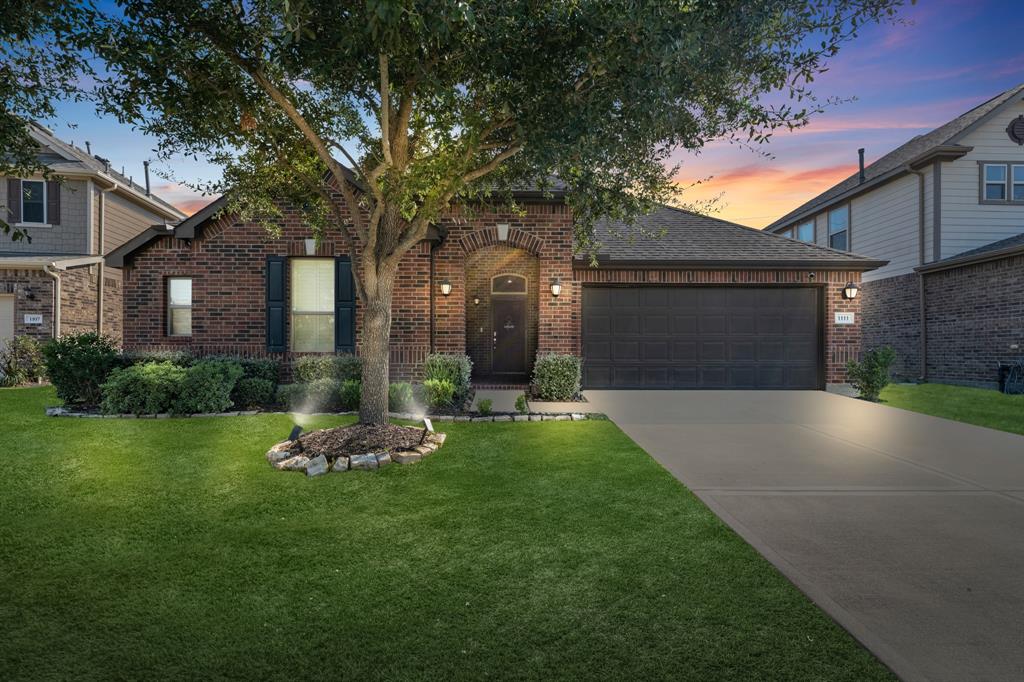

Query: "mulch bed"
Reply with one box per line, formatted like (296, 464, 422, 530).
(297, 423, 425, 461)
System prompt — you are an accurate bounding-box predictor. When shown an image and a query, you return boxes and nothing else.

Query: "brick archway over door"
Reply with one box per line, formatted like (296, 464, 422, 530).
(458, 227, 544, 258)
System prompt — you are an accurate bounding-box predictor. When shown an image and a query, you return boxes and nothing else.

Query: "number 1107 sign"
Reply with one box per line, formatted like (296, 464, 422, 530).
(834, 312, 855, 325)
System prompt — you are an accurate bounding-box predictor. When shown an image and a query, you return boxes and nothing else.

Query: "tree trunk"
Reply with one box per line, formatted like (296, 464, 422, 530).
(358, 278, 395, 425)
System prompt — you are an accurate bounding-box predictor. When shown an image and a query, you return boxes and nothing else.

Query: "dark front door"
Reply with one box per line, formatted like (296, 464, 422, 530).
(492, 297, 527, 374)
(582, 286, 822, 389)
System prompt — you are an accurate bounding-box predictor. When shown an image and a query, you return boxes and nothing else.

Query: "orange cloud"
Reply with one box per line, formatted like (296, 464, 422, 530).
(674, 162, 859, 228)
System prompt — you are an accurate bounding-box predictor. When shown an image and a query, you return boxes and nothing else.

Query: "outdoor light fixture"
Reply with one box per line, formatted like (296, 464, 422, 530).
(420, 417, 434, 444)
(288, 424, 303, 441)
(842, 282, 860, 300)
(550, 277, 562, 298)
(440, 279, 453, 296)
(473, 296, 480, 306)
(24, 286, 36, 301)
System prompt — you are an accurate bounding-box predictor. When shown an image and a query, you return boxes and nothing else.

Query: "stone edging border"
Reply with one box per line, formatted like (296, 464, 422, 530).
(45, 406, 595, 421)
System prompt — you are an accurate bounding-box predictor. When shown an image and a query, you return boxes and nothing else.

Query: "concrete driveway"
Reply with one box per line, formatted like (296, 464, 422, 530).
(582, 390, 1024, 682)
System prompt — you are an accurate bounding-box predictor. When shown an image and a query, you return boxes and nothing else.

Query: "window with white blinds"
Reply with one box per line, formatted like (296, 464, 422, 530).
(290, 258, 334, 352)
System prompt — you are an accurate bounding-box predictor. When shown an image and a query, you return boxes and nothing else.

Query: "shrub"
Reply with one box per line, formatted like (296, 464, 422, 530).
(294, 354, 361, 383)
(422, 353, 472, 404)
(42, 332, 120, 407)
(277, 379, 340, 413)
(477, 398, 493, 416)
(0, 336, 46, 387)
(232, 377, 276, 409)
(532, 353, 582, 401)
(846, 346, 897, 402)
(389, 382, 414, 412)
(100, 361, 186, 415)
(203, 355, 280, 382)
(514, 393, 529, 414)
(423, 378, 455, 410)
(120, 349, 195, 368)
(339, 379, 361, 411)
(174, 360, 244, 414)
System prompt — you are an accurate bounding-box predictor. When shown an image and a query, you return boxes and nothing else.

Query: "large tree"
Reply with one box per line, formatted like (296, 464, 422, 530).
(78, 0, 902, 424)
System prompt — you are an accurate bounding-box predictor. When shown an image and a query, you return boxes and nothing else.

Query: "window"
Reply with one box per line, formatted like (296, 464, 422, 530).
(1014, 165, 1024, 202)
(796, 221, 815, 243)
(492, 274, 527, 293)
(779, 228, 793, 239)
(21, 180, 46, 224)
(167, 278, 192, 336)
(291, 258, 334, 352)
(983, 164, 1007, 201)
(828, 206, 849, 251)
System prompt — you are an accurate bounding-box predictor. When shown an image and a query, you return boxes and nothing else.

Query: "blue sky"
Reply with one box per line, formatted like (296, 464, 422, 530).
(43, 0, 1024, 224)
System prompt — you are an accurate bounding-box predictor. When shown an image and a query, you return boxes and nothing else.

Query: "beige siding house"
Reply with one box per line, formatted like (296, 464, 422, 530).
(0, 123, 185, 353)
(766, 83, 1024, 387)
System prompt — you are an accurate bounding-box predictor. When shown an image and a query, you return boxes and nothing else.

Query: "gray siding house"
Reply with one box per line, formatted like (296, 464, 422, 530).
(765, 84, 1024, 387)
(0, 123, 185, 351)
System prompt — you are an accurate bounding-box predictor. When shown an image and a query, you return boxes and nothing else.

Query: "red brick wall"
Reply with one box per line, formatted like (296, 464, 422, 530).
(1, 266, 123, 343)
(571, 267, 863, 384)
(861, 273, 921, 381)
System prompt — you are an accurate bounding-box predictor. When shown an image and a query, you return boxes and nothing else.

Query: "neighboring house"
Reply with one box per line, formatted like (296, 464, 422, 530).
(107, 183, 883, 389)
(765, 83, 1024, 387)
(0, 123, 185, 352)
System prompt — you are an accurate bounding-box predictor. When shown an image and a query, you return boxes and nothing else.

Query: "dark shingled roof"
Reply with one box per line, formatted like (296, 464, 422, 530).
(580, 204, 886, 269)
(917, 231, 1024, 272)
(767, 83, 1024, 231)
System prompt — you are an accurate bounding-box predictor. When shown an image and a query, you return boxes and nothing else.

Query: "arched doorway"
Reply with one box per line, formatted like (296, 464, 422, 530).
(490, 274, 527, 374)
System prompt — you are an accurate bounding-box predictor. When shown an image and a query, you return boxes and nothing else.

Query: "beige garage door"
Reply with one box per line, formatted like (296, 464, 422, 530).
(0, 295, 13, 353)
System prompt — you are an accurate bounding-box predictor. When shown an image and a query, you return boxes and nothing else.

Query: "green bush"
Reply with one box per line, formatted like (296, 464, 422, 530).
(232, 377, 276, 409)
(532, 353, 582, 401)
(294, 354, 361, 383)
(423, 378, 456, 410)
(477, 398, 493, 416)
(100, 361, 186, 415)
(203, 355, 279, 382)
(514, 393, 529, 414)
(120, 349, 195, 368)
(422, 353, 472, 405)
(389, 382, 414, 412)
(846, 346, 897, 402)
(174, 360, 244, 414)
(42, 332, 120, 407)
(0, 336, 46, 387)
(277, 379, 340, 413)
(339, 379, 361, 411)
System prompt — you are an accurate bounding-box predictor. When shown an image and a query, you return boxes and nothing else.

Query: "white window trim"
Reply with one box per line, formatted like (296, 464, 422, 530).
(17, 179, 51, 227)
(167, 277, 193, 337)
(290, 257, 335, 352)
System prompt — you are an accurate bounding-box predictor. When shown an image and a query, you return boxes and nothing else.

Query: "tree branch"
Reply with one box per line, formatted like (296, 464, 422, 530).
(379, 53, 393, 167)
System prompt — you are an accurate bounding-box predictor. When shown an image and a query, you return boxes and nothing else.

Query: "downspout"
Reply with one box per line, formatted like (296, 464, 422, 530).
(95, 186, 115, 335)
(42, 265, 61, 338)
(906, 165, 927, 381)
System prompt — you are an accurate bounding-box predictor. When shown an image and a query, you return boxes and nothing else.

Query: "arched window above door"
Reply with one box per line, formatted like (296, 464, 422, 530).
(491, 274, 527, 294)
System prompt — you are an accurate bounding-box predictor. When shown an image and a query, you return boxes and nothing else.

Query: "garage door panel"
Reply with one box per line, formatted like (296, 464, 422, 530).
(583, 286, 821, 390)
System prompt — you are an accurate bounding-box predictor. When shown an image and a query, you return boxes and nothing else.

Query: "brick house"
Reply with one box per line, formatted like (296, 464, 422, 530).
(108, 185, 884, 389)
(0, 123, 185, 352)
(764, 83, 1024, 387)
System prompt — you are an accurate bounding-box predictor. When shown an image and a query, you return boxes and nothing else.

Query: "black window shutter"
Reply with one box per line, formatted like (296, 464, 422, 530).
(266, 256, 286, 352)
(6, 179, 21, 223)
(335, 256, 355, 353)
(46, 180, 60, 224)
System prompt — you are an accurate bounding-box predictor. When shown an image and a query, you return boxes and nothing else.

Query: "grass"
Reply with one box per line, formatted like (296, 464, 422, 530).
(0, 387, 891, 681)
(881, 383, 1024, 436)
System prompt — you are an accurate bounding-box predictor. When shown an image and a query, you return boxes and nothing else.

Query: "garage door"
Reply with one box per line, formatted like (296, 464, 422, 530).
(582, 287, 821, 389)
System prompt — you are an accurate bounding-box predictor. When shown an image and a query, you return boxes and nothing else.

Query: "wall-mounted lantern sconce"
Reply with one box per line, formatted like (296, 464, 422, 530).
(807, 272, 816, 281)
(440, 279, 453, 296)
(473, 296, 480, 306)
(842, 282, 859, 300)
(550, 277, 562, 298)
(24, 286, 36, 301)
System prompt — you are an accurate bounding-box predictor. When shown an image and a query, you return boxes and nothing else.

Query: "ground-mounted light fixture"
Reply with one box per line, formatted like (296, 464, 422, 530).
(288, 424, 303, 442)
(550, 277, 562, 298)
(842, 282, 860, 300)
(440, 279, 453, 296)
(420, 417, 434, 444)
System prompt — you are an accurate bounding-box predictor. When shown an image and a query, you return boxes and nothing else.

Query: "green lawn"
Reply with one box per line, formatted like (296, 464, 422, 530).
(881, 383, 1024, 436)
(0, 387, 890, 681)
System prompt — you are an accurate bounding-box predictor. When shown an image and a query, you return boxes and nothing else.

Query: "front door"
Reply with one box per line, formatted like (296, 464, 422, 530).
(492, 297, 526, 374)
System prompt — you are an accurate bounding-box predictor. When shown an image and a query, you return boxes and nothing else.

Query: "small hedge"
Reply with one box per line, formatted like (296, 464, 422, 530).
(43, 332, 120, 407)
(294, 354, 361, 383)
(339, 379, 361, 411)
(847, 346, 897, 402)
(100, 361, 186, 415)
(175, 360, 244, 414)
(423, 353, 472, 405)
(532, 353, 582, 401)
(232, 377, 277, 409)
(277, 379, 340, 413)
(0, 336, 46, 387)
(423, 378, 456, 409)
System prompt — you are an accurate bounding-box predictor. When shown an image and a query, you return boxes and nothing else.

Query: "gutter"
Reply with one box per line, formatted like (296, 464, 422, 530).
(573, 258, 889, 272)
(906, 165, 928, 382)
(96, 186, 116, 335)
(41, 265, 61, 338)
(915, 243, 1024, 274)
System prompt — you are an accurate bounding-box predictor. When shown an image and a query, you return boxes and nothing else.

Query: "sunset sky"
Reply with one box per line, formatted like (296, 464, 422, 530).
(44, 0, 1024, 227)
